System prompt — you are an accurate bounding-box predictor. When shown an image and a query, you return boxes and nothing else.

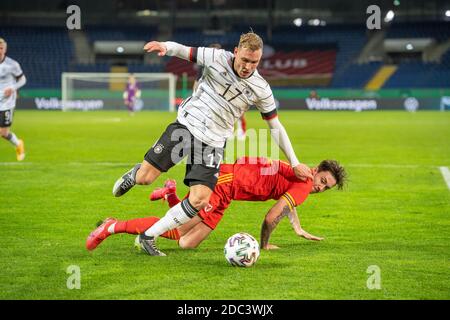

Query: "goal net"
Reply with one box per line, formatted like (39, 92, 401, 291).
(61, 73, 177, 111)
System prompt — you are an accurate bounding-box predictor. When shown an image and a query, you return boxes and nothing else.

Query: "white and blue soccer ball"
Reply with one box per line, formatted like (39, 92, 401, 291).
(224, 232, 260, 267)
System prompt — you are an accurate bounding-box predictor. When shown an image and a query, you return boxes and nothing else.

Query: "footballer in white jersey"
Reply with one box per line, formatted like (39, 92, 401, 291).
(192, 43, 248, 141)
(111, 32, 312, 256)
(177, 46, 276, 148)
(0, 38, 26, 161)
(0, 56, 23, 111)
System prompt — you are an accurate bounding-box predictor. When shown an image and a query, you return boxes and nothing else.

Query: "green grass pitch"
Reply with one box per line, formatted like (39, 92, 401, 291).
(0, 110, 449, 299)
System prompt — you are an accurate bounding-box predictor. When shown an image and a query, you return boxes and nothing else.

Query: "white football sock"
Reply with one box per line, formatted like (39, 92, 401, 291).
(6, 132, 19, 147)
(144, 199, 198, 237)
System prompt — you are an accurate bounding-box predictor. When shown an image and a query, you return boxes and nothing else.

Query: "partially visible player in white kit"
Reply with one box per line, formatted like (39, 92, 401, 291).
(109, 32, 312, 256)
(0, 38, 26, 161)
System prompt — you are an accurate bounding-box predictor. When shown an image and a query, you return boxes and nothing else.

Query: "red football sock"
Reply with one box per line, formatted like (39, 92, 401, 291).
(114, 217, 180, 240)
(166, 193, 181, 208)
(114, 217, 159, 234)
(163, 228, 180, 240)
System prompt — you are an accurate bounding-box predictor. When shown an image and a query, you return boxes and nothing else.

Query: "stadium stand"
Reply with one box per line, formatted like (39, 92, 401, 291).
(84, 25, 158, 42)
(386, 21, 450, 41)
(384, 60, 450, 88)
(335, 62, 383, 88)
(0, 26, 73, 88)
(380, 21, 450, 88)
(268, 24, 368, 87)
(1, 22, 448, 89)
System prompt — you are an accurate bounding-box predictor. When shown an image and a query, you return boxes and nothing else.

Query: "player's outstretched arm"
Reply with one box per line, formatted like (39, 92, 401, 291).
(265, 117, 312, 181)
(144, 41, 191, 61)
(260, 198, 291, 250)
(288, 208, 324, 241)
(144, 41, 168, 56)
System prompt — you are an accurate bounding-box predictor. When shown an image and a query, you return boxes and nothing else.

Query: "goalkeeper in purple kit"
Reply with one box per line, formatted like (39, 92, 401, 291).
(123, 74, 141, 115)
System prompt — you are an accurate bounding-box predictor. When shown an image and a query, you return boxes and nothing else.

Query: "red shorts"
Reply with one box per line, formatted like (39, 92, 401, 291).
(197, 164, 234, 230)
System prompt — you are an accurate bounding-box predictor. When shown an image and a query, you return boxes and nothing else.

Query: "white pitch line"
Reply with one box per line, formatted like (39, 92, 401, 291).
(0, 162, 131, 166)
(0, 162, 34, 166)
(439, 167, 450, 190)
(68, 162, 132, 166)
(91, 118, 122, 123)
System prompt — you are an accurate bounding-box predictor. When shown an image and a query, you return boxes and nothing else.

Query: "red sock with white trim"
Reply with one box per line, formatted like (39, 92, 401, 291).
(113, 217, 180, 240)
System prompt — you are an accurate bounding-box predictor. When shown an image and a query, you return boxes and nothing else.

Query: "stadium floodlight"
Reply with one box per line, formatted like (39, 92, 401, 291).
(406, 43, 414, 50)
(308, 19, 321, 26)
(293, 18, 302, 27)
(384, 10, 395, 22)
(446, 10, 450, 17)
(61, 72, 177, 112)
(136, 10, 158, 17)
(116, 46, 124, 53)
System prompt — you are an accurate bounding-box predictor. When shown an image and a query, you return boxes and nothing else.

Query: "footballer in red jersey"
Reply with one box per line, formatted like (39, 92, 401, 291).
(86, 157, 346, 252)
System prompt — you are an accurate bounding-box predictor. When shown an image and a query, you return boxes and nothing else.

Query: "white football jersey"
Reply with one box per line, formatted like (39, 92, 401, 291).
(0, 56, 23, 111)
(177, 47, 277, 148)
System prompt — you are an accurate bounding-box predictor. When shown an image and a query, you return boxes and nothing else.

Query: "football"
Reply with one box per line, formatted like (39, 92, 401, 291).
(224, 232, 260, 267)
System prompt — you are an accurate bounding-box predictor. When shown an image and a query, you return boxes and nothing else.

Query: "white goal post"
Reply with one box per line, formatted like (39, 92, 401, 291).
(61, 72, 177, 111)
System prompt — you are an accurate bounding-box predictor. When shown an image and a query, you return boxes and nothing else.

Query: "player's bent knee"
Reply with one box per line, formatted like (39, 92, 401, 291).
(188, 196, 209, 211)
(0, 128, 9, 138)
(178, 237, 199, 249)
(188, 187, 212, 210)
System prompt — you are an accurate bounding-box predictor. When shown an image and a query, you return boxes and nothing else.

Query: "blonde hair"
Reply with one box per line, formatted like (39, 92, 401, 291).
(238, 32, 263, 51)
(0, 38, 6, 45)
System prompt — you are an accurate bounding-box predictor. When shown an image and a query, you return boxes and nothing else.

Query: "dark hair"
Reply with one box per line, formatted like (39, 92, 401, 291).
(317, 160, 347, 190)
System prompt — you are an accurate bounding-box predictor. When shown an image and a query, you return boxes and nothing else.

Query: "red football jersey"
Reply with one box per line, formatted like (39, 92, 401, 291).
(223, 157, 313, 209)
